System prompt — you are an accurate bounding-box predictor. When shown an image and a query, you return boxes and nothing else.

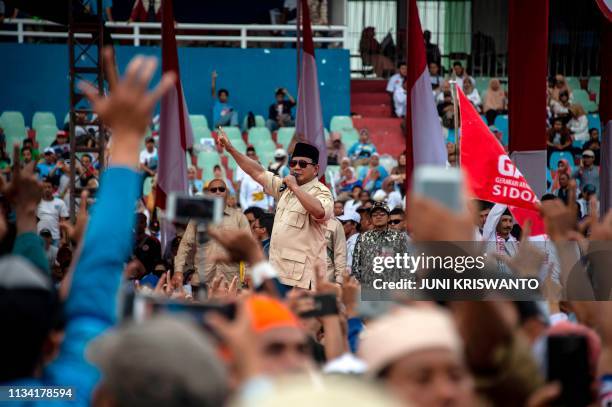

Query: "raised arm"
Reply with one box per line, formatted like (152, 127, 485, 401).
(211, 70, 217, 99)
(218, 128, 266, 184)
(47, 49, 177, 400)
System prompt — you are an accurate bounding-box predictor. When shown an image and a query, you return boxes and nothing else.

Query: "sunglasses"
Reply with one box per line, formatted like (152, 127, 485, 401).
(356, 207, 370, 213)
(209, 187, 226, 193)
(289, 159, 315, 169)
(388, 219, 402, 225)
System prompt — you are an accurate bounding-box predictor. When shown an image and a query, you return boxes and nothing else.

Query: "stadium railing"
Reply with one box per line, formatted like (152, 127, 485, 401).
(0, 18, 348, 48)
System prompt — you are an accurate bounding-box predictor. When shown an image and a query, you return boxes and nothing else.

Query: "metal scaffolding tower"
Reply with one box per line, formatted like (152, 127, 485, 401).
(67, 0, 107, 221)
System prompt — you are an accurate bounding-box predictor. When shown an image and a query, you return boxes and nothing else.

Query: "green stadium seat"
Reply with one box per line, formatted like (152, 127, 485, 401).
(565, 77, 580, 92)
(474, 77, 490, 95)
(142, 176, 154, 197)
(340, 128, 359, 146)
(197, 151, 221, 180)
(330, 116, 354, 132)
(573, 89, 598, 113)
(276, 127, 295, 149)
(0, 111, 27, 145)
(192, 126, 212, 141)
(36, 125, 59, 149)
(220, 126, 243, 142)
(259, 151, 275, 168)
(189, 114, 209, 129)
(32, 112, 57, 131)
(248, 127, 273, 142)
(242, 115, 266, 131)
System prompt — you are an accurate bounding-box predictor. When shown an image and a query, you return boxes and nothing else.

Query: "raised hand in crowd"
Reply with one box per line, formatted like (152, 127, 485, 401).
(80, 47, 176, 168)
(495, 220, 545, 279)
(2, 144, 42, 235)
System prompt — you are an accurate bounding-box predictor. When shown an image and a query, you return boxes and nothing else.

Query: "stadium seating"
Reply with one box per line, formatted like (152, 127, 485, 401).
(220, 126, 242, 142)
(565, 77, 580, 92)
(142, 176, 154, 197)
(248, 127, 275, 152)
(36, 125, 58, 149)
(493, 114, 509, 146)
(339, 128, 359, 146)
(32, 112, 57, 131)
(197, 151, 221, 180)
(474, 77, 490, 95)
(549, 151, 576, 171)
(242, 115, 266, 131)
(192, 126, 212, 141)
(330, 116, 354, 132)
(276, 127, 295, 149)
(573, 89, 598, 113)
(259, 150, 275, 168)
(189, 114, 209, 130)
(587, 114, 601, 135)
(0, 111, 27, 146)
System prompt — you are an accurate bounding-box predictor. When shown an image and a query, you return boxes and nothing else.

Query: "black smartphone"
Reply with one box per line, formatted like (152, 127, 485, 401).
(298, 293, 339, 318)
(132, 293, 236, 325)
(547, 334, 592, 407)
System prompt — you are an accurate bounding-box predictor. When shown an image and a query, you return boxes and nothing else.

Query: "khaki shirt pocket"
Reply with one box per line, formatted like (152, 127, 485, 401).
(279, 248, 307, 281)
(284, 206, 308, 229)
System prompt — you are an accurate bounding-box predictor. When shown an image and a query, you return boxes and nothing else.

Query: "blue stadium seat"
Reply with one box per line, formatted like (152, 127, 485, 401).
(587, 114, 601, 135)
(549, 151, 575, 172)
(493, 115, 509, 146)
(330, 116, 354, 132)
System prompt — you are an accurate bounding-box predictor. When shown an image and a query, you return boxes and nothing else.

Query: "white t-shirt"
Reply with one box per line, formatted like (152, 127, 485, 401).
(239, 173, 272, 211)
(344, 199, 361, 215)
(374, 189, 403, 210)
(393, 87, 407, 117)
(139, 148, 158, 169)
(386, 73, 404, 93)
(37, 198, 69, 240)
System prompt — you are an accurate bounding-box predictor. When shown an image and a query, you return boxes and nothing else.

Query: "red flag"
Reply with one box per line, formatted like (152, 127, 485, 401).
(296, 0, 327, 176)
(405, 0, 447, 176)
(156, 0, 194, 212)
(458, 85, 538, 210)
(457, 85, 546, 235)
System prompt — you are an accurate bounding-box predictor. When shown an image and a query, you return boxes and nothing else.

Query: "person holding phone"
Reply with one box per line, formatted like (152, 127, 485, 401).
(218, 130, 334, 290)
(174, 178, 250, 287)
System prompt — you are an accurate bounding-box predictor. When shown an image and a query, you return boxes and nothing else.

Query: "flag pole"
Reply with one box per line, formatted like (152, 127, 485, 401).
(449, 80, 460, 167)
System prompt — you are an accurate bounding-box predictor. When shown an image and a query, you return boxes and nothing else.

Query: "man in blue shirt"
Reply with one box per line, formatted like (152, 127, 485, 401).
(347, 129, 377, 164)
(211, 70, 238, 127)
(36, 148, 57, 180)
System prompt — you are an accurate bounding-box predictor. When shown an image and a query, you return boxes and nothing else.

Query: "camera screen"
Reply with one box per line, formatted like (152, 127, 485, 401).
(175, 196, 216, 221)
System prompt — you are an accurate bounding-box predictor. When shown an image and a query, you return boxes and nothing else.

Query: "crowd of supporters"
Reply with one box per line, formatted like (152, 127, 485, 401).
(1, 51, 612, 407)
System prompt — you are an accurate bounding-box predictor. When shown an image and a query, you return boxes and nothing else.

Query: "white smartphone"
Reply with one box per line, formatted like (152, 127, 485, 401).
(413, 166, 465, 212)
(166, 192, 224, 224)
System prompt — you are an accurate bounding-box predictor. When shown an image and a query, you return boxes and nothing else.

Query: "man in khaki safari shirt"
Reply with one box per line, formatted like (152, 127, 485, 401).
(218, 130, 334, 289)
(174, 178, 250, 285)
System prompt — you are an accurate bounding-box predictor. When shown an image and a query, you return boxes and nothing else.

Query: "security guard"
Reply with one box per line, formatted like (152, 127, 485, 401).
(174, 178, 250, 285)
(325, 216, 347, 284)
(219, 130, 333, 289)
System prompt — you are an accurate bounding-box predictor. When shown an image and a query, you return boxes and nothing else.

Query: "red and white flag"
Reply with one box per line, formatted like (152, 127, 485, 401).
(406, 0, 447, 171)
(296, 0, 327, 176)
(156, 0, 194, 243)
(457, 85, 545, 235)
